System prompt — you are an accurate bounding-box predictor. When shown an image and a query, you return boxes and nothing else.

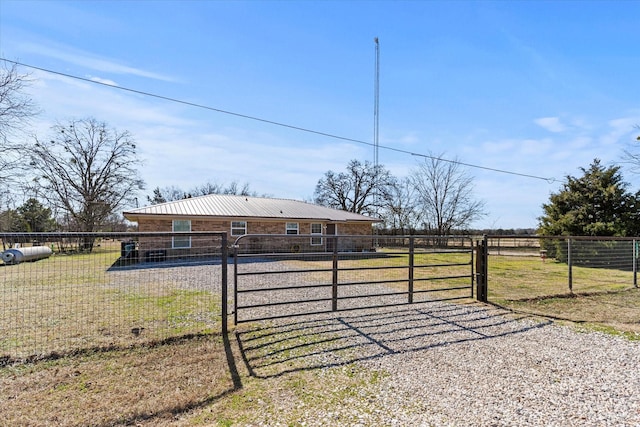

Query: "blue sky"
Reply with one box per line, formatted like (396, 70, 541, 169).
(1, 0, 639, 229)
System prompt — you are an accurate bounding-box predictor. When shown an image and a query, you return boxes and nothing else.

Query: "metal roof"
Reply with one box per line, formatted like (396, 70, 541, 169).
(123, 194, 380, 222)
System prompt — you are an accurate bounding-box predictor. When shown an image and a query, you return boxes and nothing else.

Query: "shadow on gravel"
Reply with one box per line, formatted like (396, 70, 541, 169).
(236, 302, 552, 379)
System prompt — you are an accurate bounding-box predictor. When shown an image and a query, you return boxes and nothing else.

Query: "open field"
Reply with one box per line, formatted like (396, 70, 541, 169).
(488, 254, 634, 299)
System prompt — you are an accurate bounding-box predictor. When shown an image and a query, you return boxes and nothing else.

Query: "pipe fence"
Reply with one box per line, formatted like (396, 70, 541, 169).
(232, 234, 475, 323)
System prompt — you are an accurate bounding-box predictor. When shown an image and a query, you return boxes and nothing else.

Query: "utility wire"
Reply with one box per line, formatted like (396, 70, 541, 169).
(2, 57, 558, 183)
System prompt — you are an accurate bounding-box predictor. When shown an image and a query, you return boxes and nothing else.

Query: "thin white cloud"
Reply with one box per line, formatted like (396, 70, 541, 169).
(137, 129, 364, 200)
(600, 116, 640, 146)
(16, 40, 175, 82)
(481, 140, 515, 154)
(534, 117, 566, 133)
(480, 137, 553, 159)
(88, 76, 118, 87)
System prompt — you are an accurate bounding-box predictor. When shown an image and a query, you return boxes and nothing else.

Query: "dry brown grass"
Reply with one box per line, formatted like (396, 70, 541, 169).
(497, 288, 640, 336)
(0, 324, 386, 426)
(1, 334, 237, 426)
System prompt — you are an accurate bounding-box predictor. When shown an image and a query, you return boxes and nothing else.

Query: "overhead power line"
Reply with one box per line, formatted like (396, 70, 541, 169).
(2, 57, 557, 183)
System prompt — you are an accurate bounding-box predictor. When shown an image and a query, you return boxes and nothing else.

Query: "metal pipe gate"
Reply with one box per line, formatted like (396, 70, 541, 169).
(230, 234, 475, 324)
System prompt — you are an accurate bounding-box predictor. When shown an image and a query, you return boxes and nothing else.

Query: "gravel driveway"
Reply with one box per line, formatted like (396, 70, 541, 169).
(117, 259, 640, 425)
(236, 301, 640, 426)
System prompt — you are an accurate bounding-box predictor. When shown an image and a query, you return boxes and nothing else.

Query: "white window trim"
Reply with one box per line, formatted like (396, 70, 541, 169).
(286, 222, 299, 235)
(310, 223, 323, 246)
(231, 221, 247, 236)
(172, 219, 191, 249)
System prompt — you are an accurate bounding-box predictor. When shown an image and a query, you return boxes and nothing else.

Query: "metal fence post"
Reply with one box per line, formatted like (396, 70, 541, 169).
(408, 237, 414, 304)
(634, 239, 638, 288)
(233, 241, 239, 326)
(221, 233, 228, 333)
(475, 236, 488, 302)
(470, 237, 475, 299)
(568, 238, 573, 292)
(332, 236, 338, 311)
(484, 235, 488, 301)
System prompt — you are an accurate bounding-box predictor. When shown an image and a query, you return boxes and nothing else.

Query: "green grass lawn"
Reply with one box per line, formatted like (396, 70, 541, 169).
(486, 255, 640, 336)
(488, 255, 634, 299)
(0, 245, 219, 360)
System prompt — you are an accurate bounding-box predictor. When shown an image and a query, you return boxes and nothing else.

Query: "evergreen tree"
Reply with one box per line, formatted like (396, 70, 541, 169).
(538, 159, 640, 236)
(11, 198, 56, 232)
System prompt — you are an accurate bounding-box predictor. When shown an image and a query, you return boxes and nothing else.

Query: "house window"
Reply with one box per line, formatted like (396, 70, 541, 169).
(231, 221, 247, 236)
(310, 223, 323, 245)
(286, 222, 299, 235)
(172, 219, 191, 249)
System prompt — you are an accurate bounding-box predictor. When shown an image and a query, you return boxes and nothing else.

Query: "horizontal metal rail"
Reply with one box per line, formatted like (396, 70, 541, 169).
(233, 234, 475, 324)
(236, 296, 334, 310)
(236, 283, 334, 293)
(414, 285, 471, 293)
(414, 262, 471, 268)
(414, 274, 473, 282)
(236, 267, 335, 276)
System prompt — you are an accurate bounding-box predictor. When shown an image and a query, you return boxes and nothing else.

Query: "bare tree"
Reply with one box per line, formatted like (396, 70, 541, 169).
(147, 185, 186, 204)
(190, 180, 255, 197)
(622, 125, 640, 174)
(0, 63, 39, 186)
(146, 181, 258, 205)
(29, 118, 145, 241)
(314, 159, 396, 216)
(380, 177, 421, 234)
(410, 153, 486, 236)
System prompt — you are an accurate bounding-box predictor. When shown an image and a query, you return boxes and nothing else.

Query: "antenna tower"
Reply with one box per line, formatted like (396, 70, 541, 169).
(373, 37, 380, 167)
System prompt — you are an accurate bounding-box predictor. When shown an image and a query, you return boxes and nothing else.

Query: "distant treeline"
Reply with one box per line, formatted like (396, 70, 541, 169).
(376, 228, 537, 236)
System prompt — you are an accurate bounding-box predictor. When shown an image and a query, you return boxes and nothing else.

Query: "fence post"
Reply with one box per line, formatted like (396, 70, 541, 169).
(233, 241, 239, 326)
(408, 237, 414, 304)
(475, 236, 488, 302)
(221, 233, 228, 333)
(332, 236, 338, 311)
(567, 238, 573, 293)
(634, 239, 638, 288)
(470, 237, 475, 299)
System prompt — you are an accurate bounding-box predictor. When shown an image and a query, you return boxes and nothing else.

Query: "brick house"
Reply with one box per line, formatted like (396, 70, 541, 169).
(123, 194, 380, 257)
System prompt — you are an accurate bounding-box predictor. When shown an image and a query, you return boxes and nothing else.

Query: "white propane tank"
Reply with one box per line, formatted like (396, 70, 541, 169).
(1, 246, 53, 265)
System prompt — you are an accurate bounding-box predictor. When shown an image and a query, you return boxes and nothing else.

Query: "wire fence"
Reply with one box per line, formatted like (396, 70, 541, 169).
(3, 231, 640, 362)
(0, 232, 226, 362)
(482, 235, 639, 301)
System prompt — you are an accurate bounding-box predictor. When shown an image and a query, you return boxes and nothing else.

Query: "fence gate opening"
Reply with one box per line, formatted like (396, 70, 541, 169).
(232, 234, 474, 324)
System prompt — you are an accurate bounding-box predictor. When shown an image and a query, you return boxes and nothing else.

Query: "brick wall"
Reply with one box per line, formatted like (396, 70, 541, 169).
(136, 217, 375, 256)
